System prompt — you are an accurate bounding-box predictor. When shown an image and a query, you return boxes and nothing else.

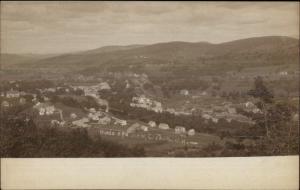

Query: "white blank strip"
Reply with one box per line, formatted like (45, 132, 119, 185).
(1, 156, 299, 190)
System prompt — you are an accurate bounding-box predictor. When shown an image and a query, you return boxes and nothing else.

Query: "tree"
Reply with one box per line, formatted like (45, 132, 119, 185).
(247, 77, 298, 155)
(248, 76, 273, 138)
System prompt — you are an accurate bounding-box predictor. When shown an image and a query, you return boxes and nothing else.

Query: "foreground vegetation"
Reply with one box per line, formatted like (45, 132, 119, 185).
(0, 112, 145, 157)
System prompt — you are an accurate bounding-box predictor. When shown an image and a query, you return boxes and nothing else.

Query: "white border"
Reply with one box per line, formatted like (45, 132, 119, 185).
(1, 156, 299, 189)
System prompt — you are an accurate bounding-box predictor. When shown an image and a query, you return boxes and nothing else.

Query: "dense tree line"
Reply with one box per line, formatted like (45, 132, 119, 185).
(0, 112, 145, 157)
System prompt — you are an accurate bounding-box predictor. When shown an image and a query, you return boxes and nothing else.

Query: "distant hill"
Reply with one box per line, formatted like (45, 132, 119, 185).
(0, 53, 60, 69)
(5, 36, 299, 73)
(79, 44, 145, 55)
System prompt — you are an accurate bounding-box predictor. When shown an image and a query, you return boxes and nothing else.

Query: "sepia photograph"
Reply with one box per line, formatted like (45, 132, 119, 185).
(0, 1, 299, 159)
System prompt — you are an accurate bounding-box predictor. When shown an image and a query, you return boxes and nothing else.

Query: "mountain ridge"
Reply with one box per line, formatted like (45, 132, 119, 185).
(2, 36, 298, 71)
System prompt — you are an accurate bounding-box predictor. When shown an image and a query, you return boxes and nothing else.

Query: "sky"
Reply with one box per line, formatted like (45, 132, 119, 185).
(1, 1, 299, 54)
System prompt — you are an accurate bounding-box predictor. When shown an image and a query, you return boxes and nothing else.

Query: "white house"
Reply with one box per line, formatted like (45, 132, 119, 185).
(279, 71, 288, 76)
(125, 80, 130, 89)
(202, 113, 212, 120)
(98, 82, 111, 90)
(130, 95, 163, 113)
(212, 117, 219, 123)
(114, 118, 127, 126)
(180, 89, 189, 96)
(187, 129, 195, 136)
(6, 90, 20, 98)
(70, 113, 77, 119)
(51, 120, 60, 126)
(89, 108, 96, 113)
(98, 116, 111, 125)
(140, 125, 148, 132)
(188, 141, 198, 145)
(88, 112, 101, 121)
(158, 123, 170, 130)
(292, 113, 299, 122)
(245, 101, 255, 108)
(175, 126, 186, 134)
(96, 98, 109, 112)
(33, 102, 56, 116)
(148, 121, 156, 127)
(72, 117, 90, 128)
(51, 120, 65, 127)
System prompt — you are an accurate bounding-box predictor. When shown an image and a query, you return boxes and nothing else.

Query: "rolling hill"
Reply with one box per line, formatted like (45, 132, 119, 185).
(3, 36, 299, 73)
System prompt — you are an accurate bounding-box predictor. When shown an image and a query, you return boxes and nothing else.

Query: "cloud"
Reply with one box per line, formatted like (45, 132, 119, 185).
(1, 1, 298, 54)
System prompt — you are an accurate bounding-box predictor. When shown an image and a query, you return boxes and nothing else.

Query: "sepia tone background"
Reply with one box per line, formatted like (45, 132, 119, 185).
(1, 1, 299, 189)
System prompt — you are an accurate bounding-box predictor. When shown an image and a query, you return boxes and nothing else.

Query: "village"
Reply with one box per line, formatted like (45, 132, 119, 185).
(1, 69, 299, 150)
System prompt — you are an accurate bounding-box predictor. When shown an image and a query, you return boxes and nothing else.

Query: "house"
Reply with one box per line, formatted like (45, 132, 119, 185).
(98, 116, 111, 125)
(152, 101, 163, 113)
(202, 113, 212, 120)
(201, 91, 208, 96)
(212, 117, 219, 123)
(187, 129, 195, 136)
(6, 90, 20, 98)
(96, 98, 109, 112)
(188, 141, 198, 145)
(279, 71, 288, 76)
(158, 123, 170, 130)
(45, 88, 56, 92)
(244, 101, 261, 113)
(51, 120, 60, 126)
(33, 102, 56, 116)
(140, 125, 148, 132)
(89, 108, 96, 113)
(51, 120, 65, 127)
(130, 95, 162, 113)
(127, 123, 140, 133)
(292, 113, 299, 122)
(180, 89, 189, 96)
(88, 112, 101, 121)
(125, 80, 130, 89)
(114, 118, 127, 126)
(227, 107, 237, 114)
(252, 108, 262, 114)
(166, 108, 176, 114)
(98, 82, 111, 90)
(72, 117, 90, 128)
(43, 96, 50, 101)
(148, 121, 156, 127)
(226, 118, 232, 123)
(175, 126, 186, 134)
(245, 101, 255, 108)
(70, 113, 77, 119)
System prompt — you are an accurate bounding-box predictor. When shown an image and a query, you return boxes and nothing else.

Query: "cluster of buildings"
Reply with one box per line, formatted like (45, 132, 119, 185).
(70, 107, 127, 129)
(165, 108, 192, 116)
(73, 82, 111, 98)
(199, 102, 256, 124)
(130, 95, 163, 113)
(89, 121, 199, 146)
(32, 102, 65, 127)
(243, 101, 262, 114)
(1, 89, 32, 108)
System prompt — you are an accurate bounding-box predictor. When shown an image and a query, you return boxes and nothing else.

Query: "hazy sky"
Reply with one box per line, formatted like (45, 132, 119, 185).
(1, 1, 299, 54)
